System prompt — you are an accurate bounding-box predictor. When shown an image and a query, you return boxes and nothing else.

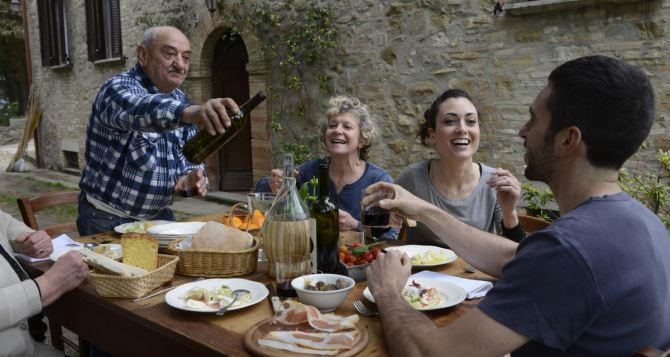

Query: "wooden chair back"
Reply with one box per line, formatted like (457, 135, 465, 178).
(518, 214, 551, 234)
(17, 191, 79, 237)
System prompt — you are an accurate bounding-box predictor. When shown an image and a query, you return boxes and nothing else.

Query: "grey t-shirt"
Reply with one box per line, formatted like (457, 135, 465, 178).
(394, 160, 502, 248)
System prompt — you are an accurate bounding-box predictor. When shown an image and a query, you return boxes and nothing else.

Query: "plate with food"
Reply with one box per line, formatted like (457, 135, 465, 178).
(165, 278, 268, 313)
(384, 245, 457, 267)
(90, 244, 122, 260)
(114, 220, 171, 234)
(363, 278, 466, 311)
(244, 300, 368, 356)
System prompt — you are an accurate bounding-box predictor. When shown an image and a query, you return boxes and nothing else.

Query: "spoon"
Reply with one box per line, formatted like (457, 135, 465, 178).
(84, 242, 99, 248)
(216, 289, 250, 316)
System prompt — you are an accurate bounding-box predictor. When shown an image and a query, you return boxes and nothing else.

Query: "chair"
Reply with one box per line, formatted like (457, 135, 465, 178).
(518, 214, 550, 234)
(16, 191, 80, 353)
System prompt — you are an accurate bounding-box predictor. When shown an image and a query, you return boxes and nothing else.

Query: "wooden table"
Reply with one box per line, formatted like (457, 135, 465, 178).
(22, 229, 493, 356)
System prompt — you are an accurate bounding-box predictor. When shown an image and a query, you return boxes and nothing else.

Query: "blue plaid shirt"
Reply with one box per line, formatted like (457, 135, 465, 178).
(79, 64, 203, 218)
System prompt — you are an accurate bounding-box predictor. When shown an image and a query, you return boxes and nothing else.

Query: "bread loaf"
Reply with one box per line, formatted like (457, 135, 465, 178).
(121, 233, 159, 271)
(80, 248, 148, 277)
(192, 221, 253, 251)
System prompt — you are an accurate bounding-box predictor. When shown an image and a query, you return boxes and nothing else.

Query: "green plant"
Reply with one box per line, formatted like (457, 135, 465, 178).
(619, 150, 670, 231)
(521, 183, 558, 221)
(219, 0, 338, 162)
(0, 101, 19, 126)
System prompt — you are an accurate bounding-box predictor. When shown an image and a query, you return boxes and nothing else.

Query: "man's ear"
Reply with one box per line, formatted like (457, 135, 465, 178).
(555, 126, 582, 158)
(137, 45, 148, 66)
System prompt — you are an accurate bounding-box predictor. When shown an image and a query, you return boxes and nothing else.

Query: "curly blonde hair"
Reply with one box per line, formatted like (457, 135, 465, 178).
(320, 96, 377, 160)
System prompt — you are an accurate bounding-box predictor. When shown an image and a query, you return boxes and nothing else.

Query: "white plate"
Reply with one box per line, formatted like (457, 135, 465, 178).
(114, 220, 172, 234)
(91, 244, 122, 260)
(51, 243, 123, 262)
(147, 221, 206, 236)
(384, 245, 457, 267)
(363, 278, 466, 311)
(165, 278, 269, 313)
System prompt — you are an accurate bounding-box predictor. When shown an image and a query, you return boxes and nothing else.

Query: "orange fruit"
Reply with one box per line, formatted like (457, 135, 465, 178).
(250, 209, 265, 227)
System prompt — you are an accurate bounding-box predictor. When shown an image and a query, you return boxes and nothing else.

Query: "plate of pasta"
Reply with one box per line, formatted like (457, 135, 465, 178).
(384, 245, 457, 267)
(363, 278, 465, 311)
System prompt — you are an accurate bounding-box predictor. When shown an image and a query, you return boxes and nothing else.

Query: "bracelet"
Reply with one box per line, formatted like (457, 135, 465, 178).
(32, 279, 42, 298)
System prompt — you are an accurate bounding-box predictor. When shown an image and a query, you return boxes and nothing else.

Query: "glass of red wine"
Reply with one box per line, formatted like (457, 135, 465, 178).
(361, 189, 393, 241)
(275, 254, 310, 298)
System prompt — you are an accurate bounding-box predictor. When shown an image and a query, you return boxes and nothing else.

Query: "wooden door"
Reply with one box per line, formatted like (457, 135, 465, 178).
(211, 33, 253, 191)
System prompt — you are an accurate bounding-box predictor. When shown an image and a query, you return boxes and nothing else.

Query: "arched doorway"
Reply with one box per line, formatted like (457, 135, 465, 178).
(208, 32, 253, 191)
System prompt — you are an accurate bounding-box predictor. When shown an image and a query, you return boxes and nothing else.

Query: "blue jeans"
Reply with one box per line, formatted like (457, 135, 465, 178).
(76, 192, 176, 235)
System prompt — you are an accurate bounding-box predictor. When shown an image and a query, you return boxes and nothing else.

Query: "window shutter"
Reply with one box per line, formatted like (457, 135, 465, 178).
(84, 0, 98, 62)
(109, 0, 122, 58)
(37, 0, 52, 66)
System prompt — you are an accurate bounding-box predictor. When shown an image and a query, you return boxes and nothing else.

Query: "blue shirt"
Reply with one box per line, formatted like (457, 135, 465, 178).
(255, 158, 396, 238)
(79, 64, 202, 218)
(479, 193, 670, 356)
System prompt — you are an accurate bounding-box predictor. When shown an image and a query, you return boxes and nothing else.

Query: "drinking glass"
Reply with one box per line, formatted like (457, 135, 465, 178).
(275, 254, 310, 298)
(360, 188, 393, 241)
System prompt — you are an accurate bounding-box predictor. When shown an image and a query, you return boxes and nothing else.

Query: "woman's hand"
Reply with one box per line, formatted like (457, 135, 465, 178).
(15, 230, 53, 258)
(338, 209, 359, 231)
(488, 168, 521, 227)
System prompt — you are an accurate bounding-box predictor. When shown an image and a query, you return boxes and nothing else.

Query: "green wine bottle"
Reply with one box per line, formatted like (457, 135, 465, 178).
(182, 90, 266, 164)
(310, 158, 339, 274)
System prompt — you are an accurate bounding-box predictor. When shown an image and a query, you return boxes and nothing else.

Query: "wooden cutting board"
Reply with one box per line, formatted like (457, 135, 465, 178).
(244, 318, 368, 356)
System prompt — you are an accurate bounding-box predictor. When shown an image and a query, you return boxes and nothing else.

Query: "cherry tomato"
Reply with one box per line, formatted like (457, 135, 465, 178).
(352, 242, 362, 248)
(362, 252, 373, 262)
(339, 252, 346, 261)
(371, 248, 380, 258)
(345, 254, 356, 264)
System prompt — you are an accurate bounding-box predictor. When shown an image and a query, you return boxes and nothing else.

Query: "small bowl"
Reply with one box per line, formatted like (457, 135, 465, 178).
(291, 273, 355, 312)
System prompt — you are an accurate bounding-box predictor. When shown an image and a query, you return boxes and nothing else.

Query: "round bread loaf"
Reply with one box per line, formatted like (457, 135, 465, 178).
(192, 221, 253, 251)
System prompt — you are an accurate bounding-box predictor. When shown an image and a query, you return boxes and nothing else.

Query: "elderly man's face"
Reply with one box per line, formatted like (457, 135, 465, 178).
(138, 28, 191, 93)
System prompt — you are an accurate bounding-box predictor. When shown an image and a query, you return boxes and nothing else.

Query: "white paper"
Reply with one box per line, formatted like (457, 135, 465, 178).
(15, 234, 81, 263)
(410, 270, 493, 299)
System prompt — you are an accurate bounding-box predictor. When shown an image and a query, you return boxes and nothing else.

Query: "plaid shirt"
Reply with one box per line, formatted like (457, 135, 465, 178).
(79, 64, 203, 218)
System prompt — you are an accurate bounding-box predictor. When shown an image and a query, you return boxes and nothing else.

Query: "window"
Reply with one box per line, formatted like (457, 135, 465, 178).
(37, 0, 71, 67)
(85, 0, 123, 62)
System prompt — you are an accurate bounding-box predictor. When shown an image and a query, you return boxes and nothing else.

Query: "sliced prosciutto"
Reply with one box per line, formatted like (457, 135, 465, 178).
(267, 330, 358, 350)
(257, 339, 338, 355)
(274, 300, 359, 332)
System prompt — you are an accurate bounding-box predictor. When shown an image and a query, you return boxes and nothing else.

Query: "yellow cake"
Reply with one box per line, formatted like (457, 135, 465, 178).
(121, 233, 158, 271)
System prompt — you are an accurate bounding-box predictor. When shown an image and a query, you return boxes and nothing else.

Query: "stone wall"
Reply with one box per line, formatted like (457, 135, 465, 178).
(25, 0, 670, 183)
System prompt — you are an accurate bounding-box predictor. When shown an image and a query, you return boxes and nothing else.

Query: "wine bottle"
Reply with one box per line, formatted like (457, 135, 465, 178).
(182, 90, 266, 164)
(310, 158, 339, 274)
(262, 154, 314, 278)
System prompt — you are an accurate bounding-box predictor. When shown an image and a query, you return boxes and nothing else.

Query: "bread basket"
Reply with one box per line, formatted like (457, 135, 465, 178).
(166, 236, 258, 277)
(88, 254, 179, 298)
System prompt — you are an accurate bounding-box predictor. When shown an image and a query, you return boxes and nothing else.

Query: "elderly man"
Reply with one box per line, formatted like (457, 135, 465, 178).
(0, 210, 88, 356)
(77, 26, 239, 235)
(365, 55, 670, 356)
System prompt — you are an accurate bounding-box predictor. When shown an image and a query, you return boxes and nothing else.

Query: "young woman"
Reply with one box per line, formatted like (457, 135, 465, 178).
(395, 89, 524, 247)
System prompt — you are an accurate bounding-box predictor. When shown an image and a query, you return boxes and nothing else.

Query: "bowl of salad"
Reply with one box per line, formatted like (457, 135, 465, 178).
(291, 273, 355, 312)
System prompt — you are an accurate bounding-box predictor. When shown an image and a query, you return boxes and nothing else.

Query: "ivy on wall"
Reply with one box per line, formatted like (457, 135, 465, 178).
(218, 0, 339, 164)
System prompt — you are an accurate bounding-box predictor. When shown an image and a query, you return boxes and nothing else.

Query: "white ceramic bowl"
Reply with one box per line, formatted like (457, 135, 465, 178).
(291, 274, 355, 312)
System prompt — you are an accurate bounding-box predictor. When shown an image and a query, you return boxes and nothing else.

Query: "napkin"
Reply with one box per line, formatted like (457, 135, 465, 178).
(15, 234, 81, 263)
(411, 270, 493, 299)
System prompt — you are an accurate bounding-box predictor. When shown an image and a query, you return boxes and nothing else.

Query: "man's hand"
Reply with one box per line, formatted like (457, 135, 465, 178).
(362, 182, 426, 220)
(35, 251, 88, 307)
(174, 168, 207, 197)
(366, 250, 412, 302)
(15, 231, 53, 258)
(181, 98, 240, 135)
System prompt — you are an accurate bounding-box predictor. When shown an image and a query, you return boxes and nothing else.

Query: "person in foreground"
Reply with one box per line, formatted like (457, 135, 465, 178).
(365, 55, 670, 356)
(78, 26, 240, 235)
(255, 96, 394, 237)
(0, 209, 88, 356)
(395, 88, 524, 246)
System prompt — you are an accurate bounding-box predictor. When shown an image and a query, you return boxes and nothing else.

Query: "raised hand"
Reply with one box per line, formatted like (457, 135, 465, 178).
(181, 98, 240, 135)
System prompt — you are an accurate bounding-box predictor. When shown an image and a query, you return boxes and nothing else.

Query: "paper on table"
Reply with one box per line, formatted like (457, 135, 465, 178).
(14, 234, 81, 263)
(411, 270, 493, 299)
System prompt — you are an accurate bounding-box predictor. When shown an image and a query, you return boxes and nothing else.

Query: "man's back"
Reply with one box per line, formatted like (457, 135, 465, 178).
(480, 192, 670, 356)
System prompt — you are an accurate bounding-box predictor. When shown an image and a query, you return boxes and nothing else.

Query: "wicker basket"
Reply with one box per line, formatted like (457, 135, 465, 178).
(166, 237, 258, 277)
(88, 254, 179, 299)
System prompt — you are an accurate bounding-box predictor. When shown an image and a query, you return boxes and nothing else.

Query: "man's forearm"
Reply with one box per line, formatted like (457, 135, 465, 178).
(416, 202, 517, 277)
(377, 293, 438, 357)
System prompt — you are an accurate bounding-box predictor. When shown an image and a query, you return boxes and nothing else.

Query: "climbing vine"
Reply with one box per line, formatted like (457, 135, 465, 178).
(217, 0, 339, 164)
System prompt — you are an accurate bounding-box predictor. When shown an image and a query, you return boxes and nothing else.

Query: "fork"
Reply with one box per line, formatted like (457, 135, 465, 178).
(353, 300, 380, 317)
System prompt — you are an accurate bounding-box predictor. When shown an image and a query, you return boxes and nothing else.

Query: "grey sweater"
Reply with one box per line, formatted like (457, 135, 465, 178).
(394, 160, 503, 248)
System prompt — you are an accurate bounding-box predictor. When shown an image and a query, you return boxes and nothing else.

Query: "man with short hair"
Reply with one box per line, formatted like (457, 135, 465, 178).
(77, 26, 239, 235)
(365, 55, 670, 356)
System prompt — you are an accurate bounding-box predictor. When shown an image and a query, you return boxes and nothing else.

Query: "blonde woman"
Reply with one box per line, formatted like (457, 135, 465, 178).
(255, 96, 394, 236)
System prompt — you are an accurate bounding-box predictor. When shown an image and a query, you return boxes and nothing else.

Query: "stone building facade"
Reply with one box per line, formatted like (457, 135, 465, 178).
(23, 0, 670, 192)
